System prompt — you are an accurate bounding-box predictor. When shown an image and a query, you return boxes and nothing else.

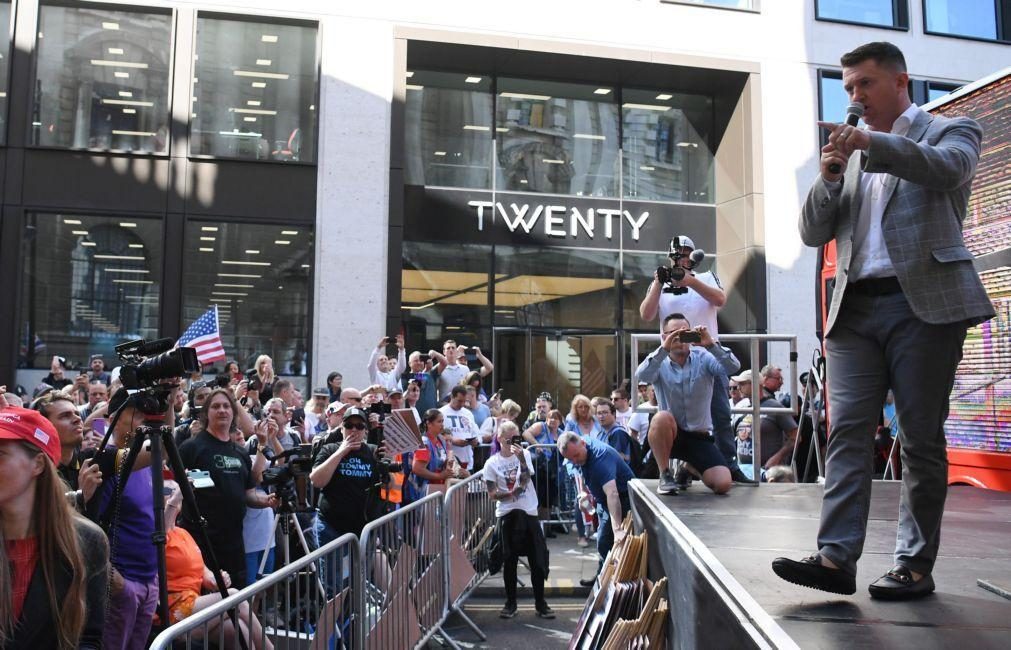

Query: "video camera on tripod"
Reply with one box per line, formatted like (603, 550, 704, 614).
(261, 444, 314, 513)
(657, 235, 706, 295)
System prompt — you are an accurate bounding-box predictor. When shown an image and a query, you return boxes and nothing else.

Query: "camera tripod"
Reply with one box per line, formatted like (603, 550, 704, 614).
(96, 392, 249, 650)
(256, 502, 326, 599)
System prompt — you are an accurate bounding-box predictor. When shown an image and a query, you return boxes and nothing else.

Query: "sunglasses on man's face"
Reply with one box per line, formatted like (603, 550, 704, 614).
(344, 421, 367, 431)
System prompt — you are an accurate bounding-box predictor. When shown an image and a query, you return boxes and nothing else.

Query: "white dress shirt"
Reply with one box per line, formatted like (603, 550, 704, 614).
(824, 103, 921, 280)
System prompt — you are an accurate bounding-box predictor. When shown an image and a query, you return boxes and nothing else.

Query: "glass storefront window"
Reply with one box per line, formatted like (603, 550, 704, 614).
(33, 3, 172, 152)
(404, 70, 493, 189)
(0, 1, 10, 144)
(401, 241, 492, 327)
(19, 213, 163, 370)
(927, 81, 960, 103)
(496, 78, 619, 197)
(182, 221, 313, 376)
(924, 0, 998, 40)
(622, 89, 714, 203)
(492, 245, 619, 329)
(819, 72, 852, 124)
(191, 16, 318, 162)
(817, 0, 900, 27)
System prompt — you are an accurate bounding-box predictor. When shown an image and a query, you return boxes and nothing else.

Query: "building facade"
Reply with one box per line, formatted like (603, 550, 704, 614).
(2, 0, 1007, 405)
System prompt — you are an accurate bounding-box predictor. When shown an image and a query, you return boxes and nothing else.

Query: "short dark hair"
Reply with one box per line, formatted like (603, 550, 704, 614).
(450, 385, 468, 398)
(610, 387, 629, 400)
(840, 41, 906, 73)
(273, 379, 293, 395)
(662, 312, 691, 329)
(595, 400, 616, 415)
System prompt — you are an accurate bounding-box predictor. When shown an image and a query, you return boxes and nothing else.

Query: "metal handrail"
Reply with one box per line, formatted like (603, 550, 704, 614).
(630, 332, 800, 481)
(149, 531, 360, 649)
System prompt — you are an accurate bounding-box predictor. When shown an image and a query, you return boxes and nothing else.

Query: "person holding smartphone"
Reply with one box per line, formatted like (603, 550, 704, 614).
(635, 313, 739, 496)
(484, 421, 553, 620)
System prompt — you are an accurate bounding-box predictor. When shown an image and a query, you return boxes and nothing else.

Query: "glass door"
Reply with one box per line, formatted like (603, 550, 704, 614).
(493, 328, 619, 411)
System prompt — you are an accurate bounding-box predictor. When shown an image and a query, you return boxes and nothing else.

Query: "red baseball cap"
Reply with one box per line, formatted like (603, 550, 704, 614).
(0, 407, 61, 465)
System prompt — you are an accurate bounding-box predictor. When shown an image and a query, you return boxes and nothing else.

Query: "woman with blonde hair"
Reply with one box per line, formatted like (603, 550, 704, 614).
(565, 394, 603, 440)
(0, 402, 108, 649)
(251, 354, 276, 403)
(481, 399, 523, 451)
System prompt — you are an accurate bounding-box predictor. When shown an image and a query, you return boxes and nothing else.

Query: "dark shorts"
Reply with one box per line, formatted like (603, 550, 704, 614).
(668, 430, 727, 474)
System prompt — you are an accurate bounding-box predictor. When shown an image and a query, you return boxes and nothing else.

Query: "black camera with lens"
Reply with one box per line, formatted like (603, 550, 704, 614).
(261, 446, 314, 513)
(657, 235, 706, 295)
(114, 338, 200, 415)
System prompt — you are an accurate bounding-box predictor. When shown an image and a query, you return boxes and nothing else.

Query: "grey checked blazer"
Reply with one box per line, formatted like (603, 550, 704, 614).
(800, 109, 995, 336)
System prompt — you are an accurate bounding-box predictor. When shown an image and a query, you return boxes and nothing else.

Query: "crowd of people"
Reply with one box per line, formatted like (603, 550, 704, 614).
(0, 230, 808, 646)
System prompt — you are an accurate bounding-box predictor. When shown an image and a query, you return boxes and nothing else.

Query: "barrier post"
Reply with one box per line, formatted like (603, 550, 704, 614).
(442, 470, 497, 644)
(357, 492, 452, 650)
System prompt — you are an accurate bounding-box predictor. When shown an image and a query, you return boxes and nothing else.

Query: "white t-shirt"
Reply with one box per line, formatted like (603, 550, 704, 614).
(439, 404, 479, 466)
(484, 450, 538, 517)
(437, 364, 470, 401)
(628, 411, 651, 444)
(658, 270, 721, 336)
(615, 406, 633, 430)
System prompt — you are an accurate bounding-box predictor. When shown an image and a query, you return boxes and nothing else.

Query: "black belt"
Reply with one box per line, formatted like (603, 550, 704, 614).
(679, 430, 712, 441)
(848, 276, 902, 296)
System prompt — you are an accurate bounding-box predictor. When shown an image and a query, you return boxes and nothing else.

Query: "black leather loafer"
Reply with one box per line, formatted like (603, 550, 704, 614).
(772, 554, 856, 595)
(868, 566, 935, 600)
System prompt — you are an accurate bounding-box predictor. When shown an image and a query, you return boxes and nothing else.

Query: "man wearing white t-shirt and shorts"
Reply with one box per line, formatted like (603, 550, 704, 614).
(639, 235, 754, 485)
(484, 420, 553, 620)
(439, 386, 479, 470)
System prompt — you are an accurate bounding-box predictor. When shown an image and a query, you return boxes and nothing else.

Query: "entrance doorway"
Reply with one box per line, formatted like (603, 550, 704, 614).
(492, 328, 619, 413)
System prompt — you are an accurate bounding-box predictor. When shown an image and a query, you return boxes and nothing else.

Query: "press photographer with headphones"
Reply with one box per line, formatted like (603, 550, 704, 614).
(639, 235, 752, 485)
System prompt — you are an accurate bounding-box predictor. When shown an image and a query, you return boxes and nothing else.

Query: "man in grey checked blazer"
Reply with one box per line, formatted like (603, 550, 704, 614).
(772, 42, 995, 600)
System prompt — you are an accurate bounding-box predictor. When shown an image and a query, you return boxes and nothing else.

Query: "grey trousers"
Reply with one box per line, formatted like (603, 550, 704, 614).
(817, 290, 966, 577)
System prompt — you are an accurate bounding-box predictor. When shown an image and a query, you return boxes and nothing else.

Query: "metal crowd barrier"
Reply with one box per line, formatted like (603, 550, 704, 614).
(443, 469, 497, 644)
(149, 531, 361, 650)
(526, 443, 578, 531)
(358, 492, 452, 650)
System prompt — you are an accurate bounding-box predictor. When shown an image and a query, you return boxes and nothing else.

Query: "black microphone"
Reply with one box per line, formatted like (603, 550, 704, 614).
(828, 102, 865, 174)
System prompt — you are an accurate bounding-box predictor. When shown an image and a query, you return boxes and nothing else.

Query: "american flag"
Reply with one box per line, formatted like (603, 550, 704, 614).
(177, 306, 225, 365)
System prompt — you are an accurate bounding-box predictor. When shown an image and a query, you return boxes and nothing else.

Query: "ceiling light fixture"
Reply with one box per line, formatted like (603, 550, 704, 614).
(103, 268, 150, 274)
(114, 72, 129, 79)
(233, 70, 289, 80)
(214, 283, 254, 288)
(463, 125, 490, 131)
(656, 93, 673, 101)
(128, 244, 144, 248)
(406, 84, 424, 91)
(542, 159, 565, 164)
(200, 236, 215, 241)
(199, 247, 214, 252)
(232, 108, 278, 115)
(63, 219, 82, 225)
(201, 226, 218, 232)
(212, 291, 248, 296)
(120, 222, 137, 227)
(261, 34, 278, 43)
(94, 254, 144, 261)
(123, 108, 136, 114)
(81, 242, 96, 247)
(256, 59, 272, 66)
(594, 88, 611, 95)
(108, 47, 124, 55)
(245, 250, 260, 254)
(251, 82, 266, 89)
(101, 99, 154, 107)
(222, 260, 271, 267)
(623, 102, 671, 111)
(434, 151, 446, 156)
(112, 130, 155, 137)
(112, 279, 154, 285)
(465, 76, 482, 83)
(247, 100, 261, 107)
(406, 71, 414, 78)
(118, 91, 133, 98)
(218, 273, 261, 278)
(71, 230, 89, 235)
(102, 22, 119, 30)
(218, 130, 263, 138)
(243, 117, 257, 122)
(274, 240, 290, 245)
(281, 230, 298, 235)
(500, 92, 551, 101)
(90, 59, 148, 69)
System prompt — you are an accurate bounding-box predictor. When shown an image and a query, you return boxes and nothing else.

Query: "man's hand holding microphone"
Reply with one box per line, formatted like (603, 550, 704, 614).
(817, 102, 866, 182)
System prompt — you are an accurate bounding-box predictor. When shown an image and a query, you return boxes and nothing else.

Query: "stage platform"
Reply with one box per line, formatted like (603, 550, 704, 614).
(628, 480, 1011, 649)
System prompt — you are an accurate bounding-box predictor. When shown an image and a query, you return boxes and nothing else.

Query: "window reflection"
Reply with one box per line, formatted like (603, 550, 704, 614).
(405, 70, 493, 189)
(496, 78, 619, 197)
(182, 221, 313, 376)
(925, 0, 998, 40)
(33, 3, 172, 152)
(0, 2, 10, 144)
(819, 72, 853, 124)
(401, 241, 492, 327)
(19, 213, 162, 371)
(622, 89, 713, 203)
(493, 245, 618, 329)
(817, 0, 897, 27)
(928, 82, 960, 103)
(191, 16, 318, 162)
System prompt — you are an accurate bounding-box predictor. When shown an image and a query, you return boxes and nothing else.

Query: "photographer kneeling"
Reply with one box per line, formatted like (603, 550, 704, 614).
(485, 421, 553, 620)
(309, 407, 389, 592)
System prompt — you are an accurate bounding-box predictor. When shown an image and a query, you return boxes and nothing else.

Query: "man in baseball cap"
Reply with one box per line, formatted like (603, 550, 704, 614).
(0, 406, 62, 465)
